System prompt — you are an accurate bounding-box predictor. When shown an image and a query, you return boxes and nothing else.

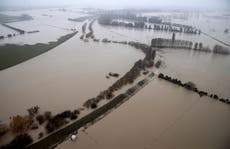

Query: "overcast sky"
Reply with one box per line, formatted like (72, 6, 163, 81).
(1, 0, 230, 10)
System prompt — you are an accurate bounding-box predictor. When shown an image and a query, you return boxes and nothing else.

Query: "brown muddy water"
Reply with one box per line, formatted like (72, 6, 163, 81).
(58, 76, 230, 149)
(0, 8, 230, 149)
(0, 34, 144, 121)
(160, 49, 230, 98)
(57, 17, 230, 149)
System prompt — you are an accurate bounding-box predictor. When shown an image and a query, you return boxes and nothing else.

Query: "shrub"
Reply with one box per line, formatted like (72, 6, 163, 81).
(0, 124, 9, 138)
(73, 110, 80, 115)
(45, 122, 55, 133)
(158, 73, 164, 78)
(9, 115, 33, 133)
(27, 106, 39, 116)
(91, 102, 98, 109)
(36, 115, 45, 125)
(70, 113, 78, 120)
(38, 132, 44, 139)
(184, 81, 196, 90)
(30, 123, 38, 130)
(0, 133, 33, 149)
(45, 113, 67, 133)
(213, 45, 229, 55)
(60, 110, 71, 118)
(24, 116, 34, 129)
(155, 60, 162, 68)
(44, 111, 52, 120)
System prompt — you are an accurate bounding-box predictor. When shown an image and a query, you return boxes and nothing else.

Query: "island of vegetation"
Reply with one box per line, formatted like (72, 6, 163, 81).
(151, 33, 229, 55)
(97, 12, 200, 35)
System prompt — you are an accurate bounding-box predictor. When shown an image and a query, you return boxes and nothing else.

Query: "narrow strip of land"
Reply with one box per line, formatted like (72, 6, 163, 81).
(1, 23, 25, 34)
(0, 31, 77, 70)
(25, 72, 155, 149)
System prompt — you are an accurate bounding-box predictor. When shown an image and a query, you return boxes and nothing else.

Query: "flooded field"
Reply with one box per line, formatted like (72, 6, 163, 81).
(0, 34, 144, 121)
(0, 8, 86, 44)
(58, 78, 230, 149)
(59, 9, 230, 149)
(160, 49, 230, 98)
(0, 6, 230, 149)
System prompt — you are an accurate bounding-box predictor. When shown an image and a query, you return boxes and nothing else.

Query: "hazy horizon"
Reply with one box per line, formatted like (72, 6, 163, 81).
(1, 0, 230, 10)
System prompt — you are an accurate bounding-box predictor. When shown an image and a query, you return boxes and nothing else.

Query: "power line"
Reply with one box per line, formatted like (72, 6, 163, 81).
(81, 130, 104, 149)
(145, 98, 201, 149)
(42, 24, 72, 31)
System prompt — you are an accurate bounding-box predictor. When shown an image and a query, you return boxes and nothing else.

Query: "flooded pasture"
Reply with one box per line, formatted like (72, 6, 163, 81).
(0, 7, 230, 149)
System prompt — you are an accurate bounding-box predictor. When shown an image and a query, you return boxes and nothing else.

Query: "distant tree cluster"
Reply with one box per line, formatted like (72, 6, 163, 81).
(213, 45, 229, 55)
(98, 13, 199, 35)
(145, 23, 200, 35)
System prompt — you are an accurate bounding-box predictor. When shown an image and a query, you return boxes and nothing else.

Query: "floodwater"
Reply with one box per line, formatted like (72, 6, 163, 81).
(161, 49, 230, 98)
(0, 7, 230, 148)
(58, 79, 230, 149)
(58, 9, 230, 149)
(0, 33, 144, 121)
(141, 11, 230, 46)
(58, 37, 230, 149)
(0, 7, 87, 45)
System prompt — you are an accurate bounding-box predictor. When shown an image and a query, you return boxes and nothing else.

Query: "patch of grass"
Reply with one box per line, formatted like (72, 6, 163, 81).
(0, 31, 77, 70)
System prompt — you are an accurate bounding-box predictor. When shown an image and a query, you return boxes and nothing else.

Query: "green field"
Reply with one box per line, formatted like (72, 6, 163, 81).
(0, 31, 77, 70)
